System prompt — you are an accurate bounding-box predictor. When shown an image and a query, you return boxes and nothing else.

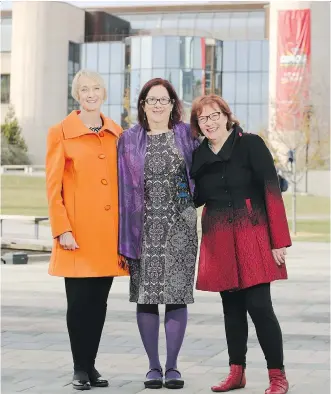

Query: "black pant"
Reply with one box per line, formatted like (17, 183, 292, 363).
(65, 277, 113, 372)
(220, 283, 284, 370)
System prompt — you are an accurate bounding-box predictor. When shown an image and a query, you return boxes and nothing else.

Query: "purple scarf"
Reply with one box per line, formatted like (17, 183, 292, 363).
(118, 122, 199, 260)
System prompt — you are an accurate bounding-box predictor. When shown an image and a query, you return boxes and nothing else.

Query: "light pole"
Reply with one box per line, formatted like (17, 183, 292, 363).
(288, 149, 296, 235)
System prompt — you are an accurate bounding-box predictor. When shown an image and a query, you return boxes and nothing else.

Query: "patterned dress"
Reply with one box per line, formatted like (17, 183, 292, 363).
(129, 131, 198, 304)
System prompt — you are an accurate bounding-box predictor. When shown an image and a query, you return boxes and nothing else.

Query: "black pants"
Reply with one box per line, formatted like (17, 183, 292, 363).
(220, 283, 284, 370)
(65, 277, 113, 372)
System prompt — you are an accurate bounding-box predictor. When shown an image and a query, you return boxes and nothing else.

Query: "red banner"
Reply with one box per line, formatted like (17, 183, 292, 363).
(276, 9, 311, 131)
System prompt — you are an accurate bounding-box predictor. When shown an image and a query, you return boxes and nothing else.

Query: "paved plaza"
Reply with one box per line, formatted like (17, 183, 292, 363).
(1, 242, 330, 394)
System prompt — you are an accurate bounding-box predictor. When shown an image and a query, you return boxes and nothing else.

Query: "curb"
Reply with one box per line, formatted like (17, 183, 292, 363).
(27, 253, 51, 263)
(2, 240, 52, 252)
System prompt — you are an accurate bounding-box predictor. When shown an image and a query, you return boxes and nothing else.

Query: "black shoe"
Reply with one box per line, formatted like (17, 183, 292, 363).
(72, 371, 91, 391)
(144, 368, 163, 389)
(164, 368, 184, 389)
(89, 368, 109, 388)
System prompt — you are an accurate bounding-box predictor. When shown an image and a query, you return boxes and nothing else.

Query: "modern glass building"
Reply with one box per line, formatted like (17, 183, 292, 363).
(71, 9, 269, 133)
(1, 1, 329, 165)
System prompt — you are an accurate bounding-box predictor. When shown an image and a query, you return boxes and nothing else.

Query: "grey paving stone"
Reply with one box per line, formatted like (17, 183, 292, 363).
(1, 242, 329, 393)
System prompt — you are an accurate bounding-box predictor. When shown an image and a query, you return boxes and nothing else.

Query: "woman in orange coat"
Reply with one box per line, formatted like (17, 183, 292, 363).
(45, 70, 128, 391)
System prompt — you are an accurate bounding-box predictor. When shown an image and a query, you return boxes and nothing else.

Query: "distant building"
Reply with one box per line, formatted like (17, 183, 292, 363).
(0, 1, 329, 163)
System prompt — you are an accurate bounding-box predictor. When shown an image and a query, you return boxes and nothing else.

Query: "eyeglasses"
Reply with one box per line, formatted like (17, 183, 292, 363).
(198, 111, 221, 124)
(144, 97, 173, 106)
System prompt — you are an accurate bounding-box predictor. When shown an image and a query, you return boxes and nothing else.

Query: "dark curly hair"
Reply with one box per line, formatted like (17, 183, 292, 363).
(137, 78, 183, 131)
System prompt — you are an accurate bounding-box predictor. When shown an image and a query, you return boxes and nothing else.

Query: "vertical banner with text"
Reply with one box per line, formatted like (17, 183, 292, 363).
(276, 9, 311, 131)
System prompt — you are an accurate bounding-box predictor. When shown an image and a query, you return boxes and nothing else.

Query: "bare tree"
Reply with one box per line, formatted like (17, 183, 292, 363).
(258, 83, 330, 234)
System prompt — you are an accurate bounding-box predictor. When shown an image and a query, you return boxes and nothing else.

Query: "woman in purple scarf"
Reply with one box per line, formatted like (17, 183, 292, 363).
(118, 78, 199, 389)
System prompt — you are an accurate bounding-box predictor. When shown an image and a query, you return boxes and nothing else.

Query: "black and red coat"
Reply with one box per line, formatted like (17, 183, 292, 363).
(190, 125, 292, 292)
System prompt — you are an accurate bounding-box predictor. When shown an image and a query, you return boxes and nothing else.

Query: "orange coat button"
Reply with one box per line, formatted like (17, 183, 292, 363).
(98, 154, 106, 159)
(101, 179, 108, 185)
(99, 131, 104, 137)
(105, 205, 111, 211)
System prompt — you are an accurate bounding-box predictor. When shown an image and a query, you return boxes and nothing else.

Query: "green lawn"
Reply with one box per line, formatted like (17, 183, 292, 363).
(1, 175, 330, 242)
(283, 194, 330, 217)
(287, 220, 330, 243)
(1, 175, 48, 216)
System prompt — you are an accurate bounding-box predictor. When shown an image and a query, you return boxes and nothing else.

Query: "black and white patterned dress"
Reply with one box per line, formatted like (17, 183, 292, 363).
(129, 132, 198, 304)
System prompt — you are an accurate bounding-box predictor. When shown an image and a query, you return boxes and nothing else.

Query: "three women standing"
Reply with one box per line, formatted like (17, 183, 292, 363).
(46, 70, 128, 390)
(190, 94, 291, 394)
(118, 78, 199, 389)
(46, 67, 290, 394)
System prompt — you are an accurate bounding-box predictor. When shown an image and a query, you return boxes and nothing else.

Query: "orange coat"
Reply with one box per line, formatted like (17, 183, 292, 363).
(45, 110, 128, 278)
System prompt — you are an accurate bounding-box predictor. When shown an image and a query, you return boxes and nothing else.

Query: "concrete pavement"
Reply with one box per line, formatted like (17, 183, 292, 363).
(1, 242, 330, 394)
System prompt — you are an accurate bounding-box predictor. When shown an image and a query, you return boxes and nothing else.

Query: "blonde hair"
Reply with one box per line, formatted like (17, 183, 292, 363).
(71, 69, 107, 102)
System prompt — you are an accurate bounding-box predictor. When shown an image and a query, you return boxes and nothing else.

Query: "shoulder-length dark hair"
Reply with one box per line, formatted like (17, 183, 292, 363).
(190, 94, 240, 138)
(137, 78, 183, 130)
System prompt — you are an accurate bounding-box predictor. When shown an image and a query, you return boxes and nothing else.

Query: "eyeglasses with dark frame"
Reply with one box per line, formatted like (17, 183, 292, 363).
(143, 97, 174, 106)
(198, 111, 222, 124)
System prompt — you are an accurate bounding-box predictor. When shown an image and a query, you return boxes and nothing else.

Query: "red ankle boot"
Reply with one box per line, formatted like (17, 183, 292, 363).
(211, 364, 246, 392)
(265, 369, 289, 394)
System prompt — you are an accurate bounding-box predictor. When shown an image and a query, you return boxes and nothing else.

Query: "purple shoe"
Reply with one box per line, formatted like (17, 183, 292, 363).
(164, 368, 184, 389)
(144, 368, 163, 389)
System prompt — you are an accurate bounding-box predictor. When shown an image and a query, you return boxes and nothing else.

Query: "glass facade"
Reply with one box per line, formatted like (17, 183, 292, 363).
(115, 11, 265, 41)
(65, 9, 269, 133)
(68, 42, 81, 113)
(222, 40, 269, 133)
(0, 17, 12, 52)
(1, 74, 10, 103)
(78, 41, 126, 123)
(126, 35, 222, 122)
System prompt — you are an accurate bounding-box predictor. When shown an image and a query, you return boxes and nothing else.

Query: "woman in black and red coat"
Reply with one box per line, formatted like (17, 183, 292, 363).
(190, 94, 291, 394)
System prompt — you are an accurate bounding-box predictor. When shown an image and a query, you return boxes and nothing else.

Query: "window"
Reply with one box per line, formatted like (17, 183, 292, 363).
(110, 42, 125, 73)
(85, 43, 98, 70)
(247, 105, 261, 132)
(229, 12, 248, 39)
(102, 74, 110, 105)
(0, 18, 12, 52)
(248, 41, 262, 72)
(221, 72, 235, 103)
(212, 13, 231, 40)
(222, 41, 236, 72)
(166, 69, 180, 92)
(235, 104, 248, 130)
(130, 37, 141, 70)
(261, 72, 269, 104)
(262, 40, 269, 72)
(166, 37, 180, 68)
(195, 13, 214, 35)
(221, 39, 269, 134)
(236, 41, 248, 72)
(67, 42, 81, 113)
(152, 37, 166, 68)
(247, 11, 265, 40)
(215, 41, 223, 72)
(192, 37, 203, 69)
(141, 37, 152, 69)
(178, 13, 196, 31)
(248, 73, 262, 104)
(236, 73, 248, 103)
(180, 37, 194, 69)
(1, 74, 10, 103)
(98, 43, 111, 73)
